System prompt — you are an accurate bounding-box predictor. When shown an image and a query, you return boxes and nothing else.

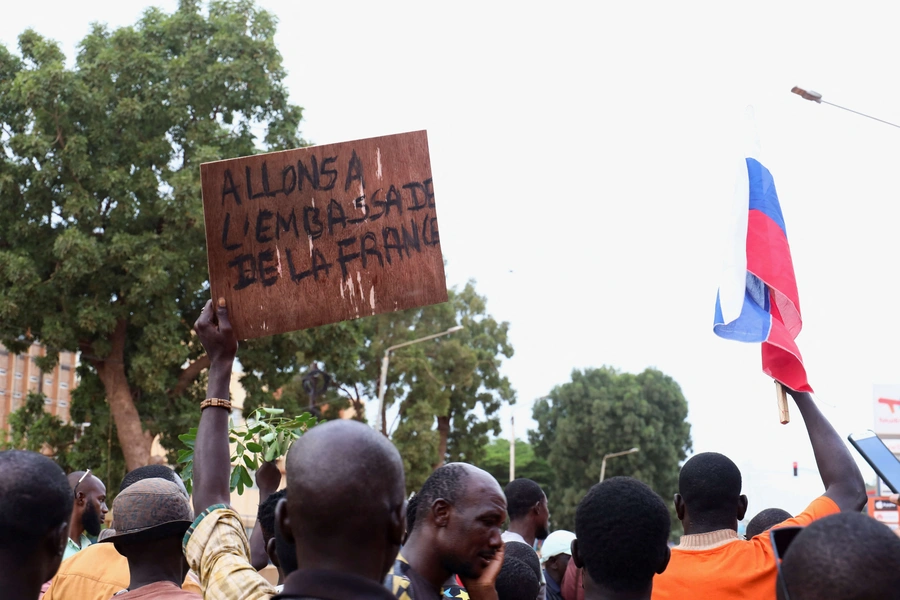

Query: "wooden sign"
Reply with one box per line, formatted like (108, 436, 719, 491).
(200, 130, 447, 339)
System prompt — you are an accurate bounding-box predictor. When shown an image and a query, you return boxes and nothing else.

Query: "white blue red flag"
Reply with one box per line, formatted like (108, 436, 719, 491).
(713, 157, 812, 393)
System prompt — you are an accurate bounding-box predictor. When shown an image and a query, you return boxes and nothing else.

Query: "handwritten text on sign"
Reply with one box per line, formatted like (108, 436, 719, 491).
(200, 131, 447, 340)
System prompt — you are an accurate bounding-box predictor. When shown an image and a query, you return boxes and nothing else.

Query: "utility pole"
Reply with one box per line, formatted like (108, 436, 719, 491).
(509, 415, 515, 483)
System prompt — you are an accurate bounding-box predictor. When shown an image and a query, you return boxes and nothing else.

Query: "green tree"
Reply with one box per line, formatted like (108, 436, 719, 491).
(530, 367, 692, 535)
(0, 0, 349, 471)
(477, 437, 554, 499)
(383, 282, 515, 493)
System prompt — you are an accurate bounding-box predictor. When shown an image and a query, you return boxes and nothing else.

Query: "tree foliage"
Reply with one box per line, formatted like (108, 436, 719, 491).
(530, 367, 692, 535)
(477, 437, 554, 500)
(0, 0, 323, 470)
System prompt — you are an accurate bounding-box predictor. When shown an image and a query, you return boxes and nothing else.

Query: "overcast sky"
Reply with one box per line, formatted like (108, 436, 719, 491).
(5, 0, 900, 517)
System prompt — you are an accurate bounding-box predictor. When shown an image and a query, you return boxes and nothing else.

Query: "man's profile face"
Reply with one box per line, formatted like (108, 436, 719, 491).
(78, 476, 108, 537)
(440, 472, 506, 580)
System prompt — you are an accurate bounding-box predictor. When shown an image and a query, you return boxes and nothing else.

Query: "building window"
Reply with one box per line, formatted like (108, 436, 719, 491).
(60, 382, 69, 389)
(14, 372, 22, 379)
(45, 378, 52, 385)
(13, 392, 22, 398)
(0, 390, 5, 395)
(0, 368, 5, 375)
(57, 400, 68, 408)
(43, 397, 52, 405)
(61, 365, 71, 371)
(29, 375, 38, 382)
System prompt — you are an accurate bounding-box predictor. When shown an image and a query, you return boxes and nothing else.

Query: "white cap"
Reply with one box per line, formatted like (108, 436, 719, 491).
(540, 529, 576, 563)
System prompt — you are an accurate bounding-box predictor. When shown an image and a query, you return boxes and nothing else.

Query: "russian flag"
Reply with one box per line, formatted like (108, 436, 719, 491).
(713, 157, 812, 393)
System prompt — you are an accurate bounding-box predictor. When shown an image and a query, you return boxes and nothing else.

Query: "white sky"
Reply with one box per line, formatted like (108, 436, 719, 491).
(5, 0, 900, 517)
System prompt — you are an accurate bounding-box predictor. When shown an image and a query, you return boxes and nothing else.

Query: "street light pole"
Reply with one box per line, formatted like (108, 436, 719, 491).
(377, 325, 464, 435)
(509, 416, 515, 483)
(599, 447, 639, 482)
(791, 86, 900, 129)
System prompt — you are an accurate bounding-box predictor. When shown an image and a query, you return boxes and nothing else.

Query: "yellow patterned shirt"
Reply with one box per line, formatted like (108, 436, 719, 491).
(183, 504, 277, 600)
(384, 553, 470, 600)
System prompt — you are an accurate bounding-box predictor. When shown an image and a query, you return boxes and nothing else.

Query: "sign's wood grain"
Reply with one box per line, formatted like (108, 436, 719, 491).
(200, 130, 447, 339)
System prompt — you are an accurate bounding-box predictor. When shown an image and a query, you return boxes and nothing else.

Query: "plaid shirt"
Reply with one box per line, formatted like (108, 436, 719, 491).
(183, 504, 277, 600)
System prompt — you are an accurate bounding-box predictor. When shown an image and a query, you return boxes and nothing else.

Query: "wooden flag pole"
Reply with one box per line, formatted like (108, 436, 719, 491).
(776, 381, 790, 424)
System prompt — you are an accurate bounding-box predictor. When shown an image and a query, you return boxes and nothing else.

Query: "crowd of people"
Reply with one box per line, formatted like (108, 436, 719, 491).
(3, 299, 900, 600)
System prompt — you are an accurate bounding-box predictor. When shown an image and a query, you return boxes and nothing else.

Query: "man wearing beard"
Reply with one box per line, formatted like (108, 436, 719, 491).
(393, 463, 505, 599)
(64, 471, 108, 560)
(501, 479, 551, 600)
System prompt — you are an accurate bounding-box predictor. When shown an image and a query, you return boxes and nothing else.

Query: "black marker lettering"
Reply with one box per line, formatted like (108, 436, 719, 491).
(320, 156, 338, 191)
(256, 209, 274, 243)
(423, 214, 440, 246)
(382, 227, 407, 264)
(424, 178, 435, 208)
(297, 156, 320, 190)
(368, 188, 385, 221)
(260, 162, 277, 197)
(286, 248, 311, 283)
(348, 195, 368, 224)
(245, 166, 267, 200)
(221, 212, 242, 251)
(258, 249, 278, 287)
(303, 206, 323, 240)
(311, 248, 332, 281)
(275, 209, 299, 240)
(337, 236, 360, 279)
(361, 231, 383, 269)
(222, 169, 241, 206)
(402, 220, 421, 254)
(228, 254, 257, 290)
(404, 182, 427, 211)
(327, 199, 347, 235)
(344, 149, 365, 192)
(281, 165, 297, 195)
(385, 185, 403, 216)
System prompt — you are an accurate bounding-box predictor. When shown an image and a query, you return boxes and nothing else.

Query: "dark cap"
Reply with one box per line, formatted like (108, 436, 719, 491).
(103, 478, 193, 545)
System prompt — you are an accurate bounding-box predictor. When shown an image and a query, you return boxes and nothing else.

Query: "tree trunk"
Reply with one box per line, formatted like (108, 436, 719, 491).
(434, 415, 450, 470)
(93, 319, 152, 471)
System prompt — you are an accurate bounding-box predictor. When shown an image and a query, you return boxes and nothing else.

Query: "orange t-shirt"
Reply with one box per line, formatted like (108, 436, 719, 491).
(43, 542, 202, 600)
(651, 495, 839, 600)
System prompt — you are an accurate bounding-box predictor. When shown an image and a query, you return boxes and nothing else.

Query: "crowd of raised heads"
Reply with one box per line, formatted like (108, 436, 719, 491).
(3, 300, 900, 600)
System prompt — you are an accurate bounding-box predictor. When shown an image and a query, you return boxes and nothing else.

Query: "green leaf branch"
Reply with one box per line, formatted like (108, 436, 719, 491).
(177, 408, 320, 494)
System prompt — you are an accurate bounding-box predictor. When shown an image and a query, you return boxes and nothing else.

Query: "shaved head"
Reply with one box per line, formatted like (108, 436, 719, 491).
(280, 419, 406, 581)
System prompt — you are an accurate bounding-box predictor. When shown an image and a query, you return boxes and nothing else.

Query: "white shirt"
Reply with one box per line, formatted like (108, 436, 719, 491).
(501, 531, 546, 600)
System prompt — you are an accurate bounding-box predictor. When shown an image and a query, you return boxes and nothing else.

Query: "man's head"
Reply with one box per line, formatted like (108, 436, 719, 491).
(403, 493, 420, 545)
(540, 529, 576, 585)
(68, 470, 109, 537)
(258, 489, 297, 577)
(504, 478, 550, 541)
(675, 452, 746, 529)
(745, 508, 792, 539)
(411, 463, 507, 580)
(105, 478, 194, 578)
(573, 477, 670, 595)
(0, 450, 72, 582)
(778, 512, 900, 600)
(280, 419, 406, 581)
(496, 542, 541, 600)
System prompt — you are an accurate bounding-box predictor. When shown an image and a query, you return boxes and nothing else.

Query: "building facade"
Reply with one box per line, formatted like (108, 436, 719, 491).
(0, 342, 79, 431)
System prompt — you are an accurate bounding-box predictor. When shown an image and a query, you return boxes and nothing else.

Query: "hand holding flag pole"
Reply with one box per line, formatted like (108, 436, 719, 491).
(714, 108, 811, 423)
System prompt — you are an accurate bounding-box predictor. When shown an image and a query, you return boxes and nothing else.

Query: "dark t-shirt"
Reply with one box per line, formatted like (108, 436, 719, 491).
(273, 569, 395, 600)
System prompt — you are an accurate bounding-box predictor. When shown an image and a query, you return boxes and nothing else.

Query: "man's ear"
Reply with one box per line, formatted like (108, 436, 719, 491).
(266, 537, 280, 569)
(390, 499, 406, 546)
(74, 491, 85, 507)
(275, 498, 294, 546)
(571, 539, 583, 568)
(738, 495, 749, 521)
(432, 499, 451, 528)
(674, 494, 685, 521)
(656, 545, 671, 575)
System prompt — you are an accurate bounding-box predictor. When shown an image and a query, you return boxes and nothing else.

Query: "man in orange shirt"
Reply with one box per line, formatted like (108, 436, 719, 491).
(651, 387, 867, 600)
(43, 465, 202, 600)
